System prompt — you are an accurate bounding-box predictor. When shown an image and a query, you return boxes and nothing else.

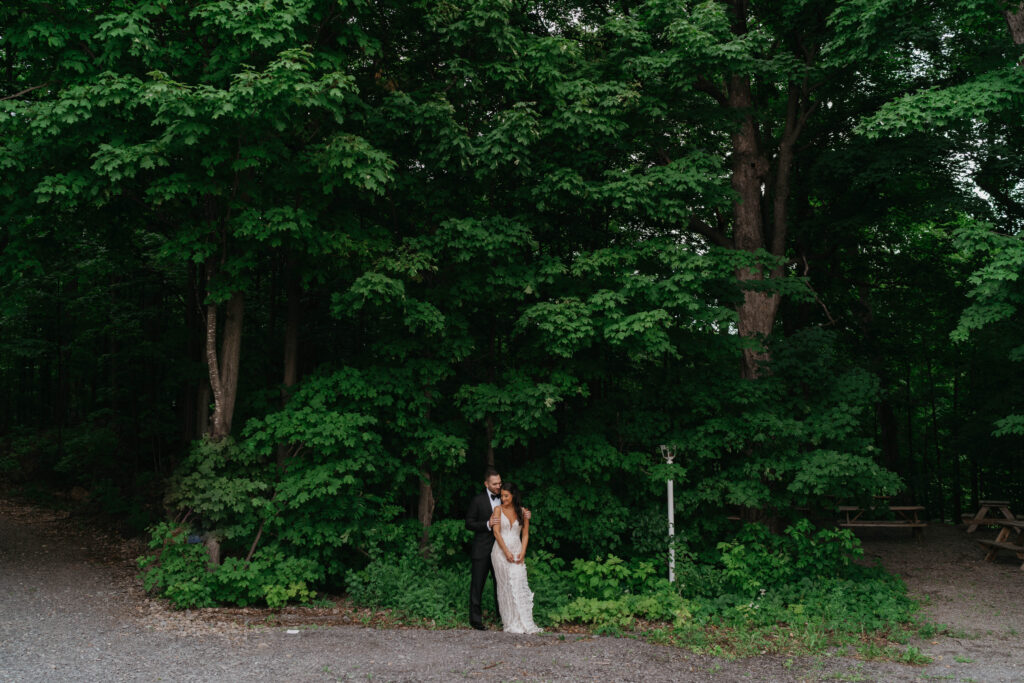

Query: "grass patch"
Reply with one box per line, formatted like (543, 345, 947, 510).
(640, 621, 929, 663)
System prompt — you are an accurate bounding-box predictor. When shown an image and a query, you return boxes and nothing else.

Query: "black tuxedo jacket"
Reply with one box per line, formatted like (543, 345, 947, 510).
(465, 491, 497, 560)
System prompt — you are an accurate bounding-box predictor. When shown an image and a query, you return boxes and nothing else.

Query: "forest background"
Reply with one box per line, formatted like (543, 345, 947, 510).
(2, 0, 1023, 646)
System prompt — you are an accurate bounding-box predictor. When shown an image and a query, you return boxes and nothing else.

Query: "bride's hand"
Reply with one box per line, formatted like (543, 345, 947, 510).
(505, 550, 514, 563)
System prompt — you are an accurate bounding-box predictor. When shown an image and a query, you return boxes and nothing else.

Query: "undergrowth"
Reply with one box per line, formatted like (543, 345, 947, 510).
(139, 516, 928, 662)
(340, 519, 927, 661)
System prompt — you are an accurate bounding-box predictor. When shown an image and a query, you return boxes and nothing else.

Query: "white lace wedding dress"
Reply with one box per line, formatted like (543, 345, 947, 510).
(490, 512, 542, 634)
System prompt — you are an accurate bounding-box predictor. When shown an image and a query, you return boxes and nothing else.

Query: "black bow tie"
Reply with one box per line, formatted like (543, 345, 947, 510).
(490, 494, 500, 501)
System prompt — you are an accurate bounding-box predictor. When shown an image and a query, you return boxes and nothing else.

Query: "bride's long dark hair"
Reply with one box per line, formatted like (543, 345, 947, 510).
(501, 482, 524, 527)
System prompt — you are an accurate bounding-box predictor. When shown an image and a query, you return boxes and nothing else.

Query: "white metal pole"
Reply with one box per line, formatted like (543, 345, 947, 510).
(660, 445, 676, 583)
(667, 477, 675, 582)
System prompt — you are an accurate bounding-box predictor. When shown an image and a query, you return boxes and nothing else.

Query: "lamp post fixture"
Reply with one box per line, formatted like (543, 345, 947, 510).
(659, 444, 676, 583)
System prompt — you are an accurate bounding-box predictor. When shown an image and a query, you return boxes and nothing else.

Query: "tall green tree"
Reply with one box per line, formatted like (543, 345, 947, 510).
(856, 0, 1024, 507)
(3, 1, 397, 443)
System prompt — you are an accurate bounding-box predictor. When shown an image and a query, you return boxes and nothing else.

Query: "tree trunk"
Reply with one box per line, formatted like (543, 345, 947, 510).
(878, 398, 901, 471)
(722, 3, 811, 528)
(55, 278, 65, 466)
(727, 4, 777, 379)
(196, 381, 210, 438)
(951, 372, 962, 521)
(219, 292, 244, 433)
(203, 534, 221, 570)
(205, 301, 225, 439)
(1006, 1, 1024, 45)
(182, 263, 197, 444)
(206, 274, 245, 441)
(276, 258, 300, 469)
(905, 362, 923, 504)
(418, 469, 435, 556)
(282, 261, 300, 396)
(728, 73, 777, 379)
(926, 356, 944, 517)
(485, 322, 498, 466)
(723, 1, 812, 380)
(485, 416, 496, 468)
(732, 83, 811, 378)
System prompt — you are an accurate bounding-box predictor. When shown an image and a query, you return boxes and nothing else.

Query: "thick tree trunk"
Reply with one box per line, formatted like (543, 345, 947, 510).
(722, 3, 810, 527)
(724, 0, 814, 380)
(728, 74, 777, 379)
(219, 292, 244, 432)
(1006, 1, 1024, 44)
(206, 280, 245, 441)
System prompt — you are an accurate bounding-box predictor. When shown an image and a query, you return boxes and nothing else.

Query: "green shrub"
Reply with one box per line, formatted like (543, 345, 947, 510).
(717, 519, 861, 594)
(426, 518, 473, 567)
(138, 522, 217, 608)
(525, 549, 574, 619)
(686, 572, 916, 633)
(673, 520, 917, 632)
(137, 522, 321, 608)
(550, 591, 691, 629)
(343, 547, 580, 627)
(345, 555, 469, 626)
(0, 452, 19, 475)
(672, 556, 727, 599)
(543, 553, 690, 629)
(210, 549, 321, 608)
(569, 554, 664, 599)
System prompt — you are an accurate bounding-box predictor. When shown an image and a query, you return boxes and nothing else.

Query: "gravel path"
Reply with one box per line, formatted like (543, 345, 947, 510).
(1, 500, 1022, 682)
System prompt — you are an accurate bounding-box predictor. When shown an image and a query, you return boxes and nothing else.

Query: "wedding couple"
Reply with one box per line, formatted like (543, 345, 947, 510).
(464, 468, 542, 634)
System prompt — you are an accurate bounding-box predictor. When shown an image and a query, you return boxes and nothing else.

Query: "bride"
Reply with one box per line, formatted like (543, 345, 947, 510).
(489, 482, 542, 634)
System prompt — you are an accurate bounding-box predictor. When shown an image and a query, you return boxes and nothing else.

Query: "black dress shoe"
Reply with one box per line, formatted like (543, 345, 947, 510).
(470, 622, 486, 630)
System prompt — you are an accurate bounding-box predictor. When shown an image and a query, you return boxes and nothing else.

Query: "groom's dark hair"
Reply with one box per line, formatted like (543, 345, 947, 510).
(484, 467, 500, 479)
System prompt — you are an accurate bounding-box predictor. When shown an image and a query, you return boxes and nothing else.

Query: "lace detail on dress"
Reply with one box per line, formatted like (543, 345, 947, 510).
(490, 513, 542, 634)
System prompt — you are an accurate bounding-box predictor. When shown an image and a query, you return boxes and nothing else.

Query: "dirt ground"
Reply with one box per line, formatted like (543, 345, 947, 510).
(857, 523, 1024, 681)
(1, 498, 1022, 682)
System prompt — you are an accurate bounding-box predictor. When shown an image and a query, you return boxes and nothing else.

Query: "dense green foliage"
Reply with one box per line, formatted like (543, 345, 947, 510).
(2, 0, 1022, 648)
(339, 519, 916, 646)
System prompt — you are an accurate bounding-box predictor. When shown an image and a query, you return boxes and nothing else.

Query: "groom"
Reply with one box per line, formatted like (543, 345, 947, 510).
(465, 468, 528, 630)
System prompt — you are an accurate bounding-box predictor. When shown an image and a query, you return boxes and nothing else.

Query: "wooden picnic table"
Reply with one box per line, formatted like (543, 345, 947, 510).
(837, 504, 927, 538)
(976, 519, 1024, 570)
(963, 500, 1015, 533)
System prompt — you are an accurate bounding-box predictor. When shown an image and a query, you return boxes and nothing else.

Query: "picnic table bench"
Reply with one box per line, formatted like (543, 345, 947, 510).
(838, 504, 927, 539)
(976, 519, 1024, 570)
(962, 500, 1015, 533)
